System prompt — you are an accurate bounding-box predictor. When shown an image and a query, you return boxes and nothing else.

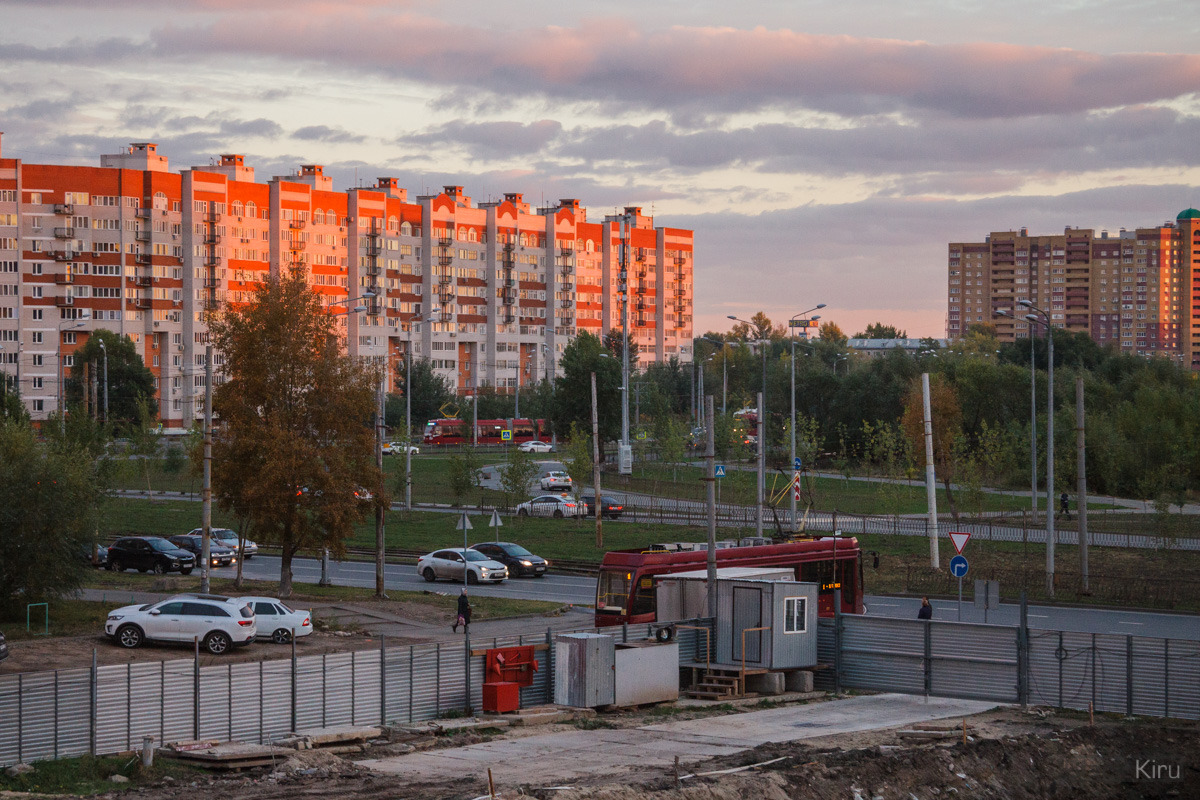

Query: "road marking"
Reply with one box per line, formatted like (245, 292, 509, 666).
(1028, 614, 1049, 618)
(871, 603, 898, 608)
(1118, 621, 1144, 625)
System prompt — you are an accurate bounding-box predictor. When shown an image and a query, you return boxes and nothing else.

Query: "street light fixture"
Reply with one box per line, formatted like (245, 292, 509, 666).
(1018, 299, 1055, 597)
(727, 314, 770, 538)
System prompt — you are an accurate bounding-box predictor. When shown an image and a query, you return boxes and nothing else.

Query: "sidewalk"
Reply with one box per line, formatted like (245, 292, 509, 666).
(359, 693, 998, 786)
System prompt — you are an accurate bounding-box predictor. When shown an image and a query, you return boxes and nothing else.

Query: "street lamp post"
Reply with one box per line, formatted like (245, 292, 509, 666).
(995, 309, 1038, 521)
(98, 339, 108, 425)
(1018, 301, 1055, 597)
(787, 305, 825, 535)
(701, 337, 727, 415)
(727, 315, 769, 538)
(406, 310, 433, 511)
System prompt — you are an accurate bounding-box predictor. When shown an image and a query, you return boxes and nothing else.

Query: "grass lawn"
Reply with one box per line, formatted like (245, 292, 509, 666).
(0, 754, 205, 796)
(0, 597, 112, 641)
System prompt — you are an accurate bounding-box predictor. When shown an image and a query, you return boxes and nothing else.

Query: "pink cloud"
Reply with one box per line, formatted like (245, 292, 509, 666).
(148, 14, 1200, 117)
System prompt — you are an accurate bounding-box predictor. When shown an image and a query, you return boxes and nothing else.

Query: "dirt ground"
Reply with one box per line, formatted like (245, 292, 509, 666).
(32, 705, 1194, 800)
(0, 598, 460, 674)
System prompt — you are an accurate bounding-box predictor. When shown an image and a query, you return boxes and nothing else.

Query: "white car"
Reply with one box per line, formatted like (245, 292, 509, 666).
(519, 440, 553, 453)
(384, 442, 419, 455)
(515, 494, 583, 519)
(105, 594, 256, 655)
(417, 548, 508, 584)
(540, 471, 572, 490)
(236, 596, 313, 644)
(189, 527, 258, 559)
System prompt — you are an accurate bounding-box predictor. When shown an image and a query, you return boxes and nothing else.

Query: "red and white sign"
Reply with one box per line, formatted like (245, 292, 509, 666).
(792, 472, 802, 501)
(948, 531, 970, 554)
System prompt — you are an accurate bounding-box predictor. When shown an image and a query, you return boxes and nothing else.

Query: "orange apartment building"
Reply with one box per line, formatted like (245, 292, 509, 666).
(0, 139, 695, 430)
(947, 209, 1200, 366)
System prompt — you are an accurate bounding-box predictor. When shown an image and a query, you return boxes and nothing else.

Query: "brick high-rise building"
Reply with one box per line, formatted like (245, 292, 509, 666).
(947, 209, 1200, 365)
(0, 140, 695, 430)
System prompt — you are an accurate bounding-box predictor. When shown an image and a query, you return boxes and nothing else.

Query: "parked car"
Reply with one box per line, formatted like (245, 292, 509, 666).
(0, 630, 8, 664)
(470, 541, 549, 577)
(383, 441, 419, 455)
(79, 544, 109, 568)
(190, 527, 258, 559)
(104, 595, 256, 655)
(417, 548, 508, 584)
(167, 535, 237, 568)
(514, 494, 583, 519)
(107, 537, 196, 575)
(518, 440, 553, 453)
(235, 597, 312, 643)
(579, 493, 625, 519)
(539, 471, 572, 491)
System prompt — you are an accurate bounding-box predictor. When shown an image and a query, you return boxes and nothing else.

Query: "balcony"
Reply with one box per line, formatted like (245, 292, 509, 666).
(53, 227, 75, 239)
(206, 209, 221, 223)
(135, 254, 150, 265)
(55, 295, 74, 307)
(136, 230, 151, 242)
(366, 244, 383, 256)
(133, 274, 153, 287)
(52, 250, 75, 262)
(204, 233, 222, 245)
(135, 297, 152, 309)
(136, 208, 151, 219)
(205, 256, 221, 267)
(203, 276, 220, 289)
(364, 264, 382, 277)
(675, 254, 686, 266)
(437, 237, 453, 249)
(53, 204, 73, 215)
(290, 219, 306, 230)
(54, 272, 74, 285)
(288, 240, 306, 251)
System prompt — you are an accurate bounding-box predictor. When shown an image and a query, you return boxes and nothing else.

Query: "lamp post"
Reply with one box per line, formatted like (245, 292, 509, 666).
(700, 337, 727, 415)
(57, 318, 88, 434)
(995, 308, 1038, 521)
(405, 309, 434, 511)
(727, 315, 769, 538)
(98, 339, 108, 425)
(327, 298, 372, 589)
(787, 305, 825, 535)
(1019, 300, 1055, 597)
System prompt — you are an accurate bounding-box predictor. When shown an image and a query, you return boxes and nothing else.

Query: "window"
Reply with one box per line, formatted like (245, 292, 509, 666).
(783, 597, 807, 634)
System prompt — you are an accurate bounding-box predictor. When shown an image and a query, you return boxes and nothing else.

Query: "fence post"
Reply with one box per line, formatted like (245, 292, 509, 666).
(1091, 633, 1097, 714)
(290, 633, 297, 734)
(833, 588, 843, 696)
(1017, 591, 1028, 710)
(193, 638, 200, 740)
(545, 627, 553, 705)
(1058, 631, 1064, 709)
(90, 649, 97, 756)
(1164, 640, 1170, 719)
(1126, 635, 1134, 717)
(408, 645, 414, 723)
(380, 635, 387, 726)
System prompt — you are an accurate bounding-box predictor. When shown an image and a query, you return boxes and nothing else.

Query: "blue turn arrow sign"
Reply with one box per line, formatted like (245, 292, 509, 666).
(949, 555, 969, 578)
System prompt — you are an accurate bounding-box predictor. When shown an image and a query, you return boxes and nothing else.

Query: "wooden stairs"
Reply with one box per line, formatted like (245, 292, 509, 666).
(683, 666, 766, 700)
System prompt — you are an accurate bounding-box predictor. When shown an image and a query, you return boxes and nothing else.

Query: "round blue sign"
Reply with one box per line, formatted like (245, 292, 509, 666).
(949, 554, 969, 578)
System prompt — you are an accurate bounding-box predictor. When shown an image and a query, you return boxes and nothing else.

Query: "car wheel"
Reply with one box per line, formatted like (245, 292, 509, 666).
(535, 573, 546, 578)
(204, 631, 231, 655)
(272, 628, 292, 644)
(180, 568, 193, 575)
(243, 555, 253, 560)
(467, 570, 479, 585)
(116, 624, 143, 649)
(109, 559, 122, 572)
(423, 568, 436, 582)
(553, 509, 564, 518)
(517, 509, 529, 517)
(152, 562, 167, 575)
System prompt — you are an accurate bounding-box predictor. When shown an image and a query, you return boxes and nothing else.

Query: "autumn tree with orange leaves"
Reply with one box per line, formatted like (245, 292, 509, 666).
(207, 272, 385, 598)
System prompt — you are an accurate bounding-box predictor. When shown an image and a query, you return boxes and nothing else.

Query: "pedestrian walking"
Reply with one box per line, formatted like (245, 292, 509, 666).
(917, 597, 933, 620)
(452, 587, 471, 633)
(1059, 492, 1070, 520)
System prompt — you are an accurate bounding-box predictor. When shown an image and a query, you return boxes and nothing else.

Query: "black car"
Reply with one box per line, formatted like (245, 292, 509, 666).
(79, 544, 109, 568)
(0, 630, 8, 664)
(168, 535, 237, 568)
(469, 541, 549, 578)
(580, 494, 625, 519)
(107, 537, 196, 575)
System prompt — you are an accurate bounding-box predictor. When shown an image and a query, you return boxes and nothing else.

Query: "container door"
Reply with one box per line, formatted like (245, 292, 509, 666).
(731, 585, 763, 664)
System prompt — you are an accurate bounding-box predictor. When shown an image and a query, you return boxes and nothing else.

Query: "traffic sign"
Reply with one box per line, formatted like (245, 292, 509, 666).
(714, 465, 726, 478)
(949, 531, 970, 554)
(794, 457, 803, 470)
(636, 431, 647, 440)
(455, 512, 474, 531)
(488, 509, 503, 528)
(788, 319, 819, 328)
(500, 430, 512, 441)
(949, 555, 969, 578)
(792, 472, 802, 488)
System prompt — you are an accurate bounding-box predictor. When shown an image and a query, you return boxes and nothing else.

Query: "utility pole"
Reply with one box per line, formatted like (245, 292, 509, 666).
(201, 345, 213, 594)
(1076, 376, 1088, 592)
(375, 368, 386, 599)
(619, 214, 631, 473)
(514, 345, 521, 421)
(756, 391, 764, 538)
(921, 373, 939, 569)
(705, 395, 717, 617)
(100, 339, 108, 425)
(591, 372, 602, 548)
(405, 351, 413, 511)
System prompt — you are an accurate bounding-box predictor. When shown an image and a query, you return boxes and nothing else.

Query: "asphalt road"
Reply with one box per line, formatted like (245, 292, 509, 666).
(234, 554, 1200, 640)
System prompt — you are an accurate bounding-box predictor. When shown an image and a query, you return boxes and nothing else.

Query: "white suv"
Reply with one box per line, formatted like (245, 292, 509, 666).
(540, 471, 572, 490)
(105, 594, 256, 655)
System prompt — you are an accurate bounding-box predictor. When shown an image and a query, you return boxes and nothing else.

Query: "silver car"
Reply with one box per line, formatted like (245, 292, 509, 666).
(191, 527, 258, 559)
(515, 494, 583, 518)
(417, 548, 508, 584)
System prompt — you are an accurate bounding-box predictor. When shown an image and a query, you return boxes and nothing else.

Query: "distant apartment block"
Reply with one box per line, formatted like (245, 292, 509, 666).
(0, 139, 694, 430)
(947, 209, 1200, 366)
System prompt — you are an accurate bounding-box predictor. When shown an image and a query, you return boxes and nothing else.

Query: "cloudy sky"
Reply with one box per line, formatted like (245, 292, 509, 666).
(3, 0, 1199, 337)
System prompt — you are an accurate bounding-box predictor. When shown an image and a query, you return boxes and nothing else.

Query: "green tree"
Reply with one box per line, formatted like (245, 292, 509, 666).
(66, 329, 156, 432)
(448, 448, 481, 505)
(207, 271, 384, 598)
(854, 322, 907, 339)
(551, 332, 622, 450)
(126, 398, 162, 493)
(655, 414, 688, 482)
(0, 376, 29, 424)
(500, 447, 539, 511)
(391, 357, 455, 432)
(563, 421, 593, 498)
(0, 421, 104, 613)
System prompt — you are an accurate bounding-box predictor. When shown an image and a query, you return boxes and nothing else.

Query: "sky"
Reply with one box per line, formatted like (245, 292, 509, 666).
(2, 0, 1198, 338)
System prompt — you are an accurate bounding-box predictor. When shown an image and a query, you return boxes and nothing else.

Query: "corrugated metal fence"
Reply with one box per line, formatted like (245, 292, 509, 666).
(0, 619, 712, 768)
(816, 611, 1200, 721)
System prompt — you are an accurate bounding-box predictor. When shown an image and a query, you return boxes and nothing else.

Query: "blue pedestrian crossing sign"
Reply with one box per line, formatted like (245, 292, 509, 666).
(794, 457, 803, 470)
(714, 465, 726, 478)
(501, 430, 512, 441)
(949, 555, 969, 578)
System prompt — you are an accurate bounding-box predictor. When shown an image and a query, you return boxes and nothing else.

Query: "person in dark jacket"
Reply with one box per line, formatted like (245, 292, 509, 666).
(452, 588, 471, 632)
(917, 597, 933, 620)
(1059, 492, 1070, 520)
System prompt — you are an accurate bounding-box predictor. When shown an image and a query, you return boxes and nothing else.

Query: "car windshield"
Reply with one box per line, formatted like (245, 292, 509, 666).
(503, 544, 533, 556)
(464, 551, 490, 562)
(148, 539, 177, 552)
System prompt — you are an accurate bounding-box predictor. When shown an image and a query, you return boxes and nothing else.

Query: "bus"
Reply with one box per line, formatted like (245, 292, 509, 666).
(594, 537, 864, 626)
(422, 418, 550, 445)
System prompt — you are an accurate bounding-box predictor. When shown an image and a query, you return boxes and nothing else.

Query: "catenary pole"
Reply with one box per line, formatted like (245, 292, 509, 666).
(201, 345, 213, 594)
(921, 372, 939, 569)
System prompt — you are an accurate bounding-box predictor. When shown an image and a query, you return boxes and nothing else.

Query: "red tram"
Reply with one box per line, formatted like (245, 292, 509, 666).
(422, 418, 550, 445)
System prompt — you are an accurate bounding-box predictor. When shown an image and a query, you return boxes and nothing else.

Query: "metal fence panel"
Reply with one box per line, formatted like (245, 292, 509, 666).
(1166, 640, 1200, 721)
(320, 652, 356, 728)
(229, 662, 265, 743)
(815, 619, 836, 691)
(161, 660, 194, 745)
(930, 622, 1019, 703)
(352, 649, 382, 727)
(260, 659, 293, 741)
(0, 676, 19, 765)
(839, 616, 925, 694)
(382, 646, 411, 725)
(293, 654, 324, 731)
(1092, 634, 1130, 715)
(53, 669, 92, 760)
(94, 664, 131, 754)
(410, 644, 443, 722)
(197, 661, 232, 741)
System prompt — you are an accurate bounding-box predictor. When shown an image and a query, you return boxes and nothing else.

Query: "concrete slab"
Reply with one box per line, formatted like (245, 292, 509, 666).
(357, 693, 999, 785)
